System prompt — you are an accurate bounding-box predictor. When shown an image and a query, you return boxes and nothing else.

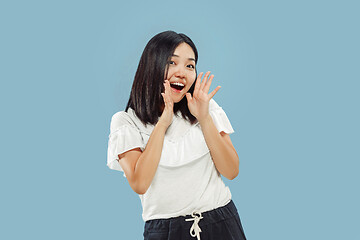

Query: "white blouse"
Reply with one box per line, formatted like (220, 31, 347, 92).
(107, 99, 235, 222)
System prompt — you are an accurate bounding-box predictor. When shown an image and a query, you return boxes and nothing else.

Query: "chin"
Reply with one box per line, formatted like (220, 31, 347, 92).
(171, 95, 185, 103)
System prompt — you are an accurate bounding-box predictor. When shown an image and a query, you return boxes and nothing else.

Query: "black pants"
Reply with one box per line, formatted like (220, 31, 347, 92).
(143, 200, 247, 240)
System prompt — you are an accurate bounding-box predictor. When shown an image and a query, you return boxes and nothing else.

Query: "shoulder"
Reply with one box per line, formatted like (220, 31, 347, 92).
(110, 111, 132, 124)
(110, 108, 151, 134)
(208, 98, 234, 133)
(109, 110, 137, 133)
(209, 98, 222, 112)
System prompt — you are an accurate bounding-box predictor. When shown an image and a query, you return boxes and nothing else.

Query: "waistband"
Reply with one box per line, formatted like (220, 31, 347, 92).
(145, 200, 238, 239)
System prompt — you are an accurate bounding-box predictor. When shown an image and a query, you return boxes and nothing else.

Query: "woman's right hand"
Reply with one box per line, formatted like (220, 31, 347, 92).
(158, 80, 174, 128)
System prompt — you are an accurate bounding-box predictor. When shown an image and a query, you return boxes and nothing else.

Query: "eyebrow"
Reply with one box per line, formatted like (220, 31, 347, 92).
(172, 54, 195, 62)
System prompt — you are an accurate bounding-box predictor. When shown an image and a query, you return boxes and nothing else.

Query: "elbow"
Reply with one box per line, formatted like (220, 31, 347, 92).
(136, 183, 149, 195)
(133, 184, 146, 195)
(133, 180, 149, 195)
(128, 169, 150, 195)
(135, 188, 146, 195)
(223, 168, 239, 180)
(228, 158, 240, 180)
(226, 169, 239, 180)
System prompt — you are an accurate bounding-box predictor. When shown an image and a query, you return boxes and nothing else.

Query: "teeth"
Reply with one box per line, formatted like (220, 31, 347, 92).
(171, 82, 184, 87)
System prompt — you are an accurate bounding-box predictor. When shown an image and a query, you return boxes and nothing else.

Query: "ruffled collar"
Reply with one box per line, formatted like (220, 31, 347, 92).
(125, 108, 210, 167)
(126, 108, 200, 142)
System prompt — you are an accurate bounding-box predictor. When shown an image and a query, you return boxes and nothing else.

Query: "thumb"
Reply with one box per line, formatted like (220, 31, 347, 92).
(186, 92, 192, 102)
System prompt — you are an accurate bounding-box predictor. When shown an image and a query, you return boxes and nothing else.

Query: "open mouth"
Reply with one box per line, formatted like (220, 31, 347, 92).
(170, 82, 185, 92)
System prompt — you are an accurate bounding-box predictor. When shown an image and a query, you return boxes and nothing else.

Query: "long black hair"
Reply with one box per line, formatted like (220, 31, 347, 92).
(125, 30, 198, 125)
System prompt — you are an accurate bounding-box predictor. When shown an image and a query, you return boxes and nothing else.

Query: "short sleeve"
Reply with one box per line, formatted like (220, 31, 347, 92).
(208, 99, 235, 134)
(107, 112, 145, 178)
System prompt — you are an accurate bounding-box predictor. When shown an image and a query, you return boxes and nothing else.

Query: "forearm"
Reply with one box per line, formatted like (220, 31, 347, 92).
(134, 122, 167, 194)
(199, 115, 239, 180)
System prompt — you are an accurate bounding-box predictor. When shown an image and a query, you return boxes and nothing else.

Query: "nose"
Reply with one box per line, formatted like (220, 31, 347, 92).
(174, 66, 186, 79)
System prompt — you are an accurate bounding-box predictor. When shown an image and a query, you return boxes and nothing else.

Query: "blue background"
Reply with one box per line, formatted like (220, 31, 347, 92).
(1, 0, 359, 239)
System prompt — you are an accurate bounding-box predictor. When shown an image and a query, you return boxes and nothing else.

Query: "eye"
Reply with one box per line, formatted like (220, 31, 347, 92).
(169, 60, 175, 65)
(187, 64, 195, 69)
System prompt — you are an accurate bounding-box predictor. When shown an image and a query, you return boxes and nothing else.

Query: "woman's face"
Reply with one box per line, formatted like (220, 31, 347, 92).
(165, 42, 196, 103)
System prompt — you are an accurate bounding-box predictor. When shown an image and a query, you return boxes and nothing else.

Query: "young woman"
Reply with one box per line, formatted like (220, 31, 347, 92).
(107, 30, 247, 240)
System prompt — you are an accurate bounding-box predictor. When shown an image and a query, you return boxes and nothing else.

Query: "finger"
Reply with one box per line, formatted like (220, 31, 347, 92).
(209, 86, 221, 99)
(193, 72, 203, 97)
(164, 80, 174, 104)
(162, 92, 169, 102)
(185, 92, 192, 102)
(164, 80, 169, 89)
(163, 82, 169, 97)
(204, 74, 214, 94)
(161, 92, 166, 102)
(164, 80, 171, 96)
(163, 83, 167, 96)
(200, 71, 211, 91)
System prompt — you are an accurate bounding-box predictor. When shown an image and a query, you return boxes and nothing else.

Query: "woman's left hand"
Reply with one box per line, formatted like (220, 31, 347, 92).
(186, 71, 221, 122)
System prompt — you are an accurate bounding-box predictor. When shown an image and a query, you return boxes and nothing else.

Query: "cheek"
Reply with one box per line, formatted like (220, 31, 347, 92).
(188, 73, 196, 86)
(165, 69, 174, 80)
